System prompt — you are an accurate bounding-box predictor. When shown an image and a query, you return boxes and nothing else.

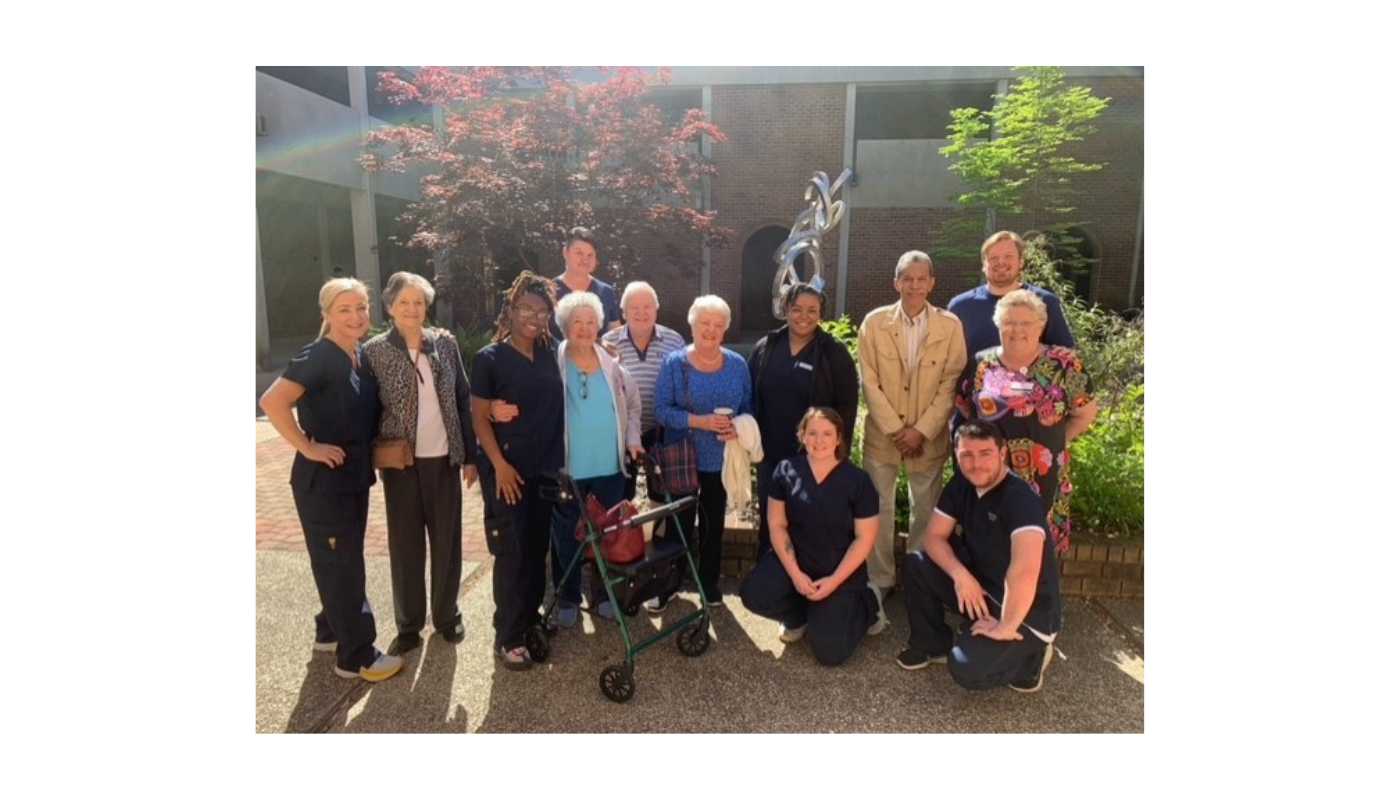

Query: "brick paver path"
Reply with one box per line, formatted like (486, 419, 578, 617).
(256, 420, 488, 563)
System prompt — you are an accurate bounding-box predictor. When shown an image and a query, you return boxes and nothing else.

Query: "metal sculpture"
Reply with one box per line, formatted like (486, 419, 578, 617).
(771, 168, 851, 318)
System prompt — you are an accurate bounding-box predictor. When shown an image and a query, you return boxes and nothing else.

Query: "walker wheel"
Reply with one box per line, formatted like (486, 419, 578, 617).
(525, 625, 551, 663)
(677, 622, 710, 657)
(599, 664, 636, 703)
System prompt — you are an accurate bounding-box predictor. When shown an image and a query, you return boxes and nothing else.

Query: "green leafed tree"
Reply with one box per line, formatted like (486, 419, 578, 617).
(936, 66, 1110, 283)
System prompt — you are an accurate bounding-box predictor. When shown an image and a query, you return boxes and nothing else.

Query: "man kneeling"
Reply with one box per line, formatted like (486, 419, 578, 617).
(898, 420, 1060, 692)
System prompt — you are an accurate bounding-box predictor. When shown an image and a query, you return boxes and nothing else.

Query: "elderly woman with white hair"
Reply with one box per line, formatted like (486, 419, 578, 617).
(548, 291, 644, 626)
(603, 281, 687, 503)
(649, 295, 753, 611)
(362, 271, 477, 654)
(955, 289, 1097, 553)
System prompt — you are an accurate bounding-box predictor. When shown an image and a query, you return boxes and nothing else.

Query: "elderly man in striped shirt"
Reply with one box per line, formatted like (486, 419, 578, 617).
(602, 281, 688, 502)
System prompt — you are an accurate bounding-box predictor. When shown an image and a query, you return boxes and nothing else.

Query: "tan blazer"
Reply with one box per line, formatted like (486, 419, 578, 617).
(857, 301, 967, 467)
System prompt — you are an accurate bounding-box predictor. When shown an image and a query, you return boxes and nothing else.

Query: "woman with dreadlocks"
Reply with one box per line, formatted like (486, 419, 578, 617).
(470, 271, 565, 670)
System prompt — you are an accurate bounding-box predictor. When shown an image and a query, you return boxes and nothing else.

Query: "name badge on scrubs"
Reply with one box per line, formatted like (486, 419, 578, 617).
(1007, 379, 1034, 393)
(796, 362, 814, 372)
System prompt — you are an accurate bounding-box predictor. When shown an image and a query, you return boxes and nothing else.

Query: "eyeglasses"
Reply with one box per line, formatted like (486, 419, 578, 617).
(579, 370, 589, 399)
(513, 305, 552, 322)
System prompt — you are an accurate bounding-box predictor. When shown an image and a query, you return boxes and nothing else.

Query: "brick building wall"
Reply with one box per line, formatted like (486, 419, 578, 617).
(710, 84, 847, 338)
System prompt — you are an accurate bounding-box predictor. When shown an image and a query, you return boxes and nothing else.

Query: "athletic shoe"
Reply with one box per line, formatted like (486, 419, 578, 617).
(557, 601, 580, 628)
(778, 623, 807, 643)
(495, 645, 533, 671)
(867, 583, 889, 635)
(439, 622, 466, 644)
(390, 632, 422, 655)
(644, 596, 668, 614)
(334, 652, 404, 682)
(1009, 642, 1055, 693)
(597, 601, 616, 621)
(895, 647, 948, 671)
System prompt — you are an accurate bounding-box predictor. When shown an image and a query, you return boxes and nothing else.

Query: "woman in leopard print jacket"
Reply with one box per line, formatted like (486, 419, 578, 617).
(363, 272, 477, 655)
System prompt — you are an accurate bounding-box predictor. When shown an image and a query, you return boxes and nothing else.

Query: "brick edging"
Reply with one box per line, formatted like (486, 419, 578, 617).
(721, 524, 1143, 599)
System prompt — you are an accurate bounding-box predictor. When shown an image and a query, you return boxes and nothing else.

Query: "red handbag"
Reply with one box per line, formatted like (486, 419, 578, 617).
(574, 494, 646, 564)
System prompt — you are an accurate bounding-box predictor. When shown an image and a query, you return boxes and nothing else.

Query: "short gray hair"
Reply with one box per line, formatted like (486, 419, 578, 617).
(992, 289, 1048, 328)
(555, 291, 605, 333)
(687, 295, 732, 329)
(382, 271, 435, 309)
(895, 250, 932, 279)
(620, 281, 659, 308)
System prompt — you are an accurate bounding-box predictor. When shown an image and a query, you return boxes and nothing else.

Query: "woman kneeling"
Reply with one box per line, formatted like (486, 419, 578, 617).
(740, 407, 885, 666)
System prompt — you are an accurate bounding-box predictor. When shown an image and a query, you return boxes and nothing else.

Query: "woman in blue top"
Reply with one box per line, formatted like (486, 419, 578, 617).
(549, 291, 643, 627)
(258, 278, 403, 683)
(650, 295, 752, 610)
(470, 272, 565, 671)
(739, 407, 884, 666)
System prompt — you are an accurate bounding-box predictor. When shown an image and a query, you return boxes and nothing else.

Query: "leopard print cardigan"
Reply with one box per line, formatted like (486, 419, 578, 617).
(363, 326, 472, 468)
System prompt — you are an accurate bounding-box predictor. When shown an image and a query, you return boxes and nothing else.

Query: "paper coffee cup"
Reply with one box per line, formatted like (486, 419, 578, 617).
(714, 407, 734, 418)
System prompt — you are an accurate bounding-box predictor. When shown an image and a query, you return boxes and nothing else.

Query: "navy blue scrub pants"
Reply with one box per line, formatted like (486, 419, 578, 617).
(902, 550, 1052, 690)
(382, 456, 463, 637)
(740, 551, 877, 666)
(293, 488, 379, 673)
(479, 462, 555, 651)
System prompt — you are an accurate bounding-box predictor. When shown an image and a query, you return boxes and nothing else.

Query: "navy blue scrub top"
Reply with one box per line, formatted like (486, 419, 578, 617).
(281, 337, 378, 494)
(471, 339, 565, 478)
(936, 472, 1061, 633)
(769, 457, 879, 581)
(758, 337, 816, 463)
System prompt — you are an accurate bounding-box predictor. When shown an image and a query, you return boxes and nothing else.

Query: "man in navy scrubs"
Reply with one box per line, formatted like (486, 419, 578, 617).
(550, 226, 621, 339)
(897, 420, 1061, 693)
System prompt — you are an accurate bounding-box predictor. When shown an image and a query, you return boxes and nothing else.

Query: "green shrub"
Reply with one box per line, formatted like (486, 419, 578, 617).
(1021, 238, 1145, 537)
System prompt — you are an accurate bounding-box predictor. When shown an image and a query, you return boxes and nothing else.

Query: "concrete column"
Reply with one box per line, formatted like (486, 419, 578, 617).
(347, 66, 383, 324)
(836, 83, 856, 317)
(256, 210, 270, 370)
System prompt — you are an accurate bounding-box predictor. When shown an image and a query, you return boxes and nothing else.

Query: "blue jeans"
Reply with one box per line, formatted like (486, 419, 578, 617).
(550, 472, 627, 605)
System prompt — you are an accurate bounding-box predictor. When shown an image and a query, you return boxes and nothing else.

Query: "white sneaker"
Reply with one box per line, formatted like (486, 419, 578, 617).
(867, 582, 889, 636)
(334, 652, 404, 682)
(778, 623, 807, 643)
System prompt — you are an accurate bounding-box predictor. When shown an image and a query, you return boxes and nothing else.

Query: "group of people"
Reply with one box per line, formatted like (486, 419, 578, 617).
(261, 226, 1097, 694)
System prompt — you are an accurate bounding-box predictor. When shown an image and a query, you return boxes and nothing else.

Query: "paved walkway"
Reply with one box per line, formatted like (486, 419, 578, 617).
(255, 418, 1145, 733)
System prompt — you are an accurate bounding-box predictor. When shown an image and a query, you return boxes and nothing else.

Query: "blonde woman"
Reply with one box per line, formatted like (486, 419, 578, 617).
(258, 278, 403, 683)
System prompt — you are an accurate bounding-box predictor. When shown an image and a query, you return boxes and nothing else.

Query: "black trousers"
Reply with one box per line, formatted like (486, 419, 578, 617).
(654, 470, 726, 601)
(740, 551, 876, 666)
(902, 550, 1050, 689)
(293, 488, 378, 672)
(478, 462, 555, 651)
(382, 456, 463, 636)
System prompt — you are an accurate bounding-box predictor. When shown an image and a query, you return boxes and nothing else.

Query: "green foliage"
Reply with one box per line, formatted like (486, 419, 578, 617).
(935, 66, 1110, 277)
(1021, 239, 1145, 536)
(1068, 385, 1144, 536)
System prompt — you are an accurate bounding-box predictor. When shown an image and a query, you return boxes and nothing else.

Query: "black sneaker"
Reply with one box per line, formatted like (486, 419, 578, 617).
(896, 647, 947, 671)
(439, 621, 466, 644)
(1009, 643, 1054, 693)
(390, 632, 423, 655)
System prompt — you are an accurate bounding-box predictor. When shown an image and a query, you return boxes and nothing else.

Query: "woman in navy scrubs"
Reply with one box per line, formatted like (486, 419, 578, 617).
(470, 272, 565, 671)
(747, 283, 858, 557)
(259, 278, 403, 683)
(739, 407, 885, 666)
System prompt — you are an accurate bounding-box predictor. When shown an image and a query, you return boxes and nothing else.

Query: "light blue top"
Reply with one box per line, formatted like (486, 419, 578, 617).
(565, 360, 621, 480)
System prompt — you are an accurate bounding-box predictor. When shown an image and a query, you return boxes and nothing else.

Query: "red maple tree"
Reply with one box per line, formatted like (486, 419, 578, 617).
(364, 66, 729, 328)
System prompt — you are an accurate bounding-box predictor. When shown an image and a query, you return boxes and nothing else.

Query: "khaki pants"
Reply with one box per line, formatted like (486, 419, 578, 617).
(862, 454, 945, 590)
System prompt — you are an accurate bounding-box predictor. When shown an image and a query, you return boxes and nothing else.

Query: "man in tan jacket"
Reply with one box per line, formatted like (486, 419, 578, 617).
(858, 250, 967, 599)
